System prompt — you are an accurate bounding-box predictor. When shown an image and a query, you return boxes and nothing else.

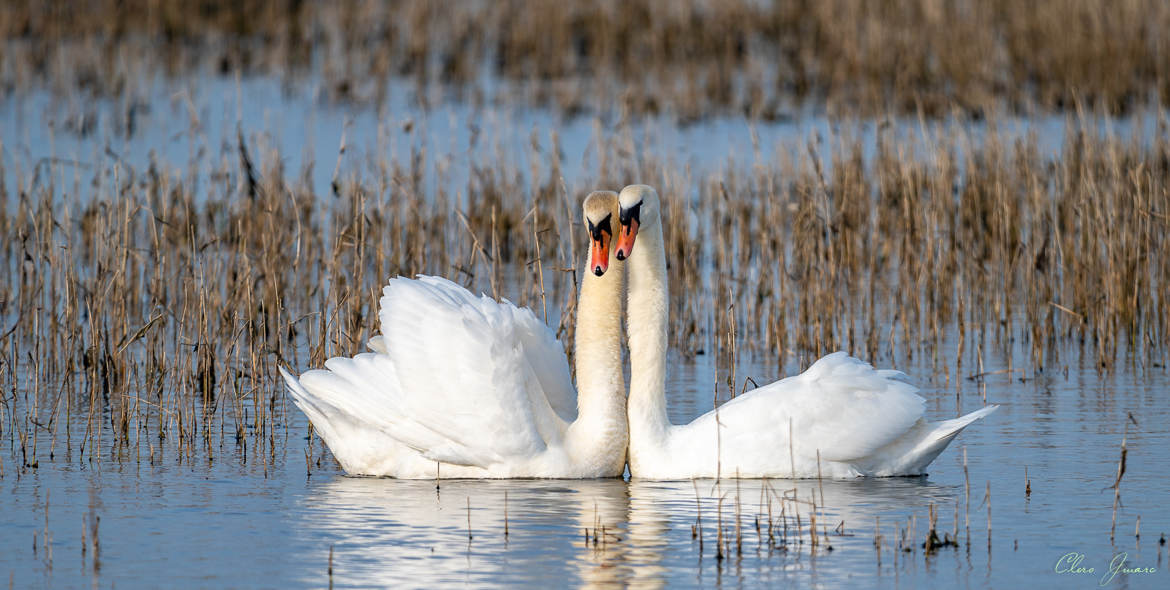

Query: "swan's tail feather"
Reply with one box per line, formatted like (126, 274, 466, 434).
(280, 366, 337, 441)
(909, 404, 998, 472)
(279, 366, 364, 471)
(931, 405, 999, 439)
(861, 404, 999, 476)
(281, 364, 431, 474)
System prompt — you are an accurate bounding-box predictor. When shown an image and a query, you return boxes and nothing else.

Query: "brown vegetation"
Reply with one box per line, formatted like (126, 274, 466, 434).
(2, 110, 1168, 467)
(3, 0, 1169, 119)
(1, 0, 1167, 470)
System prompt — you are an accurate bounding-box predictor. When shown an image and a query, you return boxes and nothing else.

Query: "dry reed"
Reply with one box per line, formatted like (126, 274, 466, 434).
(3, 1, 1169, 121)
(1, 102, 1167, 475)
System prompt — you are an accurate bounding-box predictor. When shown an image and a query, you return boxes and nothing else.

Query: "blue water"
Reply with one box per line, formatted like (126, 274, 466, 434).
(2, 344, 1167, 589)
(5, 73, 1165, 210)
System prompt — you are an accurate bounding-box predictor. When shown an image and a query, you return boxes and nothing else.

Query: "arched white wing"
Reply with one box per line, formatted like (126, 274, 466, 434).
(343, 275, 575, 466)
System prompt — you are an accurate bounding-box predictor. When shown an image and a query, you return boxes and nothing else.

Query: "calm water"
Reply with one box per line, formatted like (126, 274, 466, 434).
(2, 74, 1169, 588)
(4, 74, 1165, 207)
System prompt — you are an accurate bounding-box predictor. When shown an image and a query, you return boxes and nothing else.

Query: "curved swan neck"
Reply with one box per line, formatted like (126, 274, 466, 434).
(572, 249, 627, 437)
(626, 217, 671, 444)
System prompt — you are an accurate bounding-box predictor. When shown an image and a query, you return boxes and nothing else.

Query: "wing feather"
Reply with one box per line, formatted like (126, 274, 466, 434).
(358, 275, 572, 466)
(699, 352, 925, 463)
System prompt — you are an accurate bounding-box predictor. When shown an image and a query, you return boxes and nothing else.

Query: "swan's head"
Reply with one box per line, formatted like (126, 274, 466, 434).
(615, 184, 659, 260)
(582, 190, 619, 277)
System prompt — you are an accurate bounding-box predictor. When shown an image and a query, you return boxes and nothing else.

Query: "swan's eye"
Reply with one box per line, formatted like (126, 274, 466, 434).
(587, 213, 612, 242)
(615, 202, 641, 260)
(619, 201, 641, 228)
(587, 215, 612, 276)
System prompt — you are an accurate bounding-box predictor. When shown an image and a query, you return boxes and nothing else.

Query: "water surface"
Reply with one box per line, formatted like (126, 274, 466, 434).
(3, 346, 1167, 589)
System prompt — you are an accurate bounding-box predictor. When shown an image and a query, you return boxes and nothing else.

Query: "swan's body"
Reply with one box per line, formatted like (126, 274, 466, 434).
(280, 192, 628, 478)
(615, 184, 997, 479)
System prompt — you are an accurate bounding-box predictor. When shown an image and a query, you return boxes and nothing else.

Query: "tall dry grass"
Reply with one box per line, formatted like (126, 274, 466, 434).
(2, 110, 1167, 470)
(2, 0, 1168, 119)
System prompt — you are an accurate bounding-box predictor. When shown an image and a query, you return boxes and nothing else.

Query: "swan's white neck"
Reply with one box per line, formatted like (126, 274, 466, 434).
(569, 249, 628, 471)
(625, 218, 671, 460)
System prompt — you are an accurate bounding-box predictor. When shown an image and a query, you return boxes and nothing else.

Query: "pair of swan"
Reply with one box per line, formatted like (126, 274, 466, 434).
(280, 186, 996, 479)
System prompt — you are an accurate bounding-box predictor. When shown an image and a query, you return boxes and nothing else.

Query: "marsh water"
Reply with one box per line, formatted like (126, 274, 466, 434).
(4, 343, 1168, 589)
(3, 75, 1169, 589)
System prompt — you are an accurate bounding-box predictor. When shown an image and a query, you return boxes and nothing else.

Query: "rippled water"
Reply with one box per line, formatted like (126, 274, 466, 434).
(3, 344, 1167, 589)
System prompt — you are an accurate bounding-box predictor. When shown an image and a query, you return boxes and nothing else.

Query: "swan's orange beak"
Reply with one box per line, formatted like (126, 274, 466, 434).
(590, 232, 611, 276)
(615, 218, 638, 260)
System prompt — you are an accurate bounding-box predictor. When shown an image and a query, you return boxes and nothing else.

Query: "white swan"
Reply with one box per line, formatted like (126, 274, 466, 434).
(613, 184, 997, 479)
(279, 191, 628, 478)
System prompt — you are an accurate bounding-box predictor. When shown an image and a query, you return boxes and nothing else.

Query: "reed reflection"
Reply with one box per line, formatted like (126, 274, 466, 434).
(292, 475, 957, 588)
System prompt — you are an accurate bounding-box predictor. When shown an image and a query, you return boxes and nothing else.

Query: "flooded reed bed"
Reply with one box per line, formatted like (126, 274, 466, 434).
(1, 72, 1168, 587)
(4, 0, 1170, 120)
(692, 113, 1170, 380)
(0, 105, 1167, 478)
(0, 124, 577, 474)
(2, 3, 1168, 587)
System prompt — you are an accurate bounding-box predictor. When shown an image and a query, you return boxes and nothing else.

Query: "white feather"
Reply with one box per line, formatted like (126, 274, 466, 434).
(620, 184, 996, 479)
(280, 193, 629, 479)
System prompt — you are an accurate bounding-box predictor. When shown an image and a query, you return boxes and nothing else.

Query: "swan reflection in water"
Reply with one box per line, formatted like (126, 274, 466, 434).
(292, 475, 959, 588)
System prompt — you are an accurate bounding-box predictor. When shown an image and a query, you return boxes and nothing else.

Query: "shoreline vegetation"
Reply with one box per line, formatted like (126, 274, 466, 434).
(2, 0, 1169, 120)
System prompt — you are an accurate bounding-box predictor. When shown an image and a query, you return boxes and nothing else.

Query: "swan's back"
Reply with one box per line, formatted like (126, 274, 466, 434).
(659, 352, 995, 478)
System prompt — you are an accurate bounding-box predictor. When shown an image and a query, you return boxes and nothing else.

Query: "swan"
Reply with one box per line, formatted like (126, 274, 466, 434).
(612, 184, 997, 479)
(279, 191, 628, 478)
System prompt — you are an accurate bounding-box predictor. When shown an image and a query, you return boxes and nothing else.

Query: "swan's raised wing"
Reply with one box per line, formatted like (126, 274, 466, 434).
(342, 275, 574, 467)
(502, 299, 578, 422)
(690, 352, 925, 463)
